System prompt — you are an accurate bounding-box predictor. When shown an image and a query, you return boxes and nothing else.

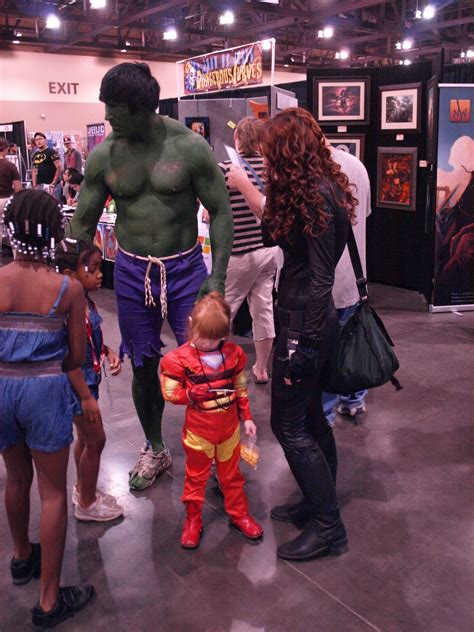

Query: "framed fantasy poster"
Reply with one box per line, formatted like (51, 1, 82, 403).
(376, 147, 418, 211)
(379, 83, 421, 132)
(325, 134, 365, 161)
(314, 77, 370, 124)
(94, 223, 105, 257)
(185, 117, 210, 144)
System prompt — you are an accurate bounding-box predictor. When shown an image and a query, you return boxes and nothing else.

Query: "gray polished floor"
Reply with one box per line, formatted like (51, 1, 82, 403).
(0, 284, 472, 631)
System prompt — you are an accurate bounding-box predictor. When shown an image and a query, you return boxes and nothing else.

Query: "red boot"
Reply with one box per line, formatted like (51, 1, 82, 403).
(181, 502, 203, 549)
(230, 514, 264, 540)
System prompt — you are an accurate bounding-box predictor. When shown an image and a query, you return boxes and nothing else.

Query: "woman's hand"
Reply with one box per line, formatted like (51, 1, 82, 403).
(243, 419, 257, 437)
(106, 349, 122, 375)
(81, 396, 102, 424)
(284, 346, 319, 386)
(227, 165, 250, 190)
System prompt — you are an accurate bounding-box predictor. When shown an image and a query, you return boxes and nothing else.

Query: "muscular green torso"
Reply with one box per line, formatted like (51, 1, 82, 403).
(71, 115, 232, 289)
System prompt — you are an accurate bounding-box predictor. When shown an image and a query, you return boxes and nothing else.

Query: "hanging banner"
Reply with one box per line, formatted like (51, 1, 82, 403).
(432, 84, 474, 310)
(87, 123, 106, 153)
(178, 41, 264, 96)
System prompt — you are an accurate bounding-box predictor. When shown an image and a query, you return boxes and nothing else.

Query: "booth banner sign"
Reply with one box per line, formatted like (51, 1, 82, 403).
(432, 84, 474, 307)
(87, 123, 106, 153)
(182, 42, 263, 95)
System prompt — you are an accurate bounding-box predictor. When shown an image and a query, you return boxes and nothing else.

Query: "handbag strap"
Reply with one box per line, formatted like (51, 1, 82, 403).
(347, 225, 369, 303)
(240, 157, 265, 193)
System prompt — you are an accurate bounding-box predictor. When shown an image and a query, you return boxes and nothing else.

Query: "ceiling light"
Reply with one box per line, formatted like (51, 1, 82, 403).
(402, 38, 413, 50)
(90, 0, 107, 8)
(395, 41, 402, 50)
(14, 30, 22, 37)
(218, 10, 234, 25)
(404, 59, 411, 65)
(323, 26, 334, 38)
(339, 49, 349, 60)
(125, 40, 131, 47)
(415, 9, 422, 18)
(12, 39, 20, 44)
(466, 49, 474, 58)
(422, 5, 435, 19)
(46, 14, 61, 29)
(283, 64, 289, 67)
(262, 39, 273, 51)
(120, 48, 127, 53)
(163, 27, 177, 41)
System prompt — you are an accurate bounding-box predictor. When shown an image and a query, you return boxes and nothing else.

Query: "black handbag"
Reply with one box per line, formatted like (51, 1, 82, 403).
(322, 227, 403, 395)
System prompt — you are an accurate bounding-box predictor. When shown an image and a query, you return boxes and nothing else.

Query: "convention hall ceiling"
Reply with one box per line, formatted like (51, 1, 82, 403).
(0, 0, 473, 68)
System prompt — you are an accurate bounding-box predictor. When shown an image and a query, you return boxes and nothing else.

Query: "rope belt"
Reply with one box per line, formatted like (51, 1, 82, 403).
(0, 360, 63, 378)
(118, 242, 199, 317)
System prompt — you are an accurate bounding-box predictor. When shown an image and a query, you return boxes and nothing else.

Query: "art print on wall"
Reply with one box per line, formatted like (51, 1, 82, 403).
(377, 147, 418, 211)
(185, 117, 210, 143)
(314, 77, 370, 124)
(325, 134, 365, 161)
(379, 83, 421, 132)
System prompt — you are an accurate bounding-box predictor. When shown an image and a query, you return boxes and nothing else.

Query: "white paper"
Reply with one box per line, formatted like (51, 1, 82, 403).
(224, 144, 243, 167)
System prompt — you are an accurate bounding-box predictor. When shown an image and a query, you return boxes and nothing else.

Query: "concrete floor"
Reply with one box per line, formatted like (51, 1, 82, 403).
(0, 283, 472, 632)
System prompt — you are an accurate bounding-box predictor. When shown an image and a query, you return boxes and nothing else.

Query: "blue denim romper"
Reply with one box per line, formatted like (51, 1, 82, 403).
(0, 276, 73, 452)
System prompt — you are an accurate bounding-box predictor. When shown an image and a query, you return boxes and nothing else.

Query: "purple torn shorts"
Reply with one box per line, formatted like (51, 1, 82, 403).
(114, 243, 208, 367)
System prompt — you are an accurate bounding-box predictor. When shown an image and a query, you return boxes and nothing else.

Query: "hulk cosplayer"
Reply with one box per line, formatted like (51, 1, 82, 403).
(70, 63, 233, 490)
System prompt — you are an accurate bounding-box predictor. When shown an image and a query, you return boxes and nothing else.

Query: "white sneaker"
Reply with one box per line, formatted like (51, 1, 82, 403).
(336, 403, 367, 418)
(72, 486, 119, 507)
(73, 494, 124, 522)
(128, 441, 172, 491)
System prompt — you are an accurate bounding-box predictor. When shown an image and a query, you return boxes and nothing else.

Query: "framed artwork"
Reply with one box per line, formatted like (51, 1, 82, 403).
(185, 116, 210, 143)
(325, 134, 365, 161)
(426, 76, 438, 162)
(379, 83, 421, 132)
(94, 224, 105, 257)
(314, 77, 370, 124)
(377, 147, 418, 211)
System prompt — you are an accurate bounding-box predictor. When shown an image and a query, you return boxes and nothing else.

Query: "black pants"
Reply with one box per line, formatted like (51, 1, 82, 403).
(271, 327, 343, 534)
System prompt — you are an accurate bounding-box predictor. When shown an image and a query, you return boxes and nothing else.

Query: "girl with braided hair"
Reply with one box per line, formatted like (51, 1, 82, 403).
(0, 189, 95, 627)
(55, 238, 123, 522)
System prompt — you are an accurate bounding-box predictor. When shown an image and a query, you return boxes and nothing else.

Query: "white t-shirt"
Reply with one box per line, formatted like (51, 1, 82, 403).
(331, 148, 372, 309)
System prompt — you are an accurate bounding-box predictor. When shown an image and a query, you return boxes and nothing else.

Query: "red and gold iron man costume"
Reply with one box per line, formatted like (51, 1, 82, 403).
(160, 340, 251, 520)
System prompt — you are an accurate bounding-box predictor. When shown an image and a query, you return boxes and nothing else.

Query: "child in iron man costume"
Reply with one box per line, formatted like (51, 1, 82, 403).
(160, 292, 263, 549)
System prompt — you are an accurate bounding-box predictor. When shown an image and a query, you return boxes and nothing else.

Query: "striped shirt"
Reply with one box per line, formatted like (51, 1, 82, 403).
(220, 155, 265, 256)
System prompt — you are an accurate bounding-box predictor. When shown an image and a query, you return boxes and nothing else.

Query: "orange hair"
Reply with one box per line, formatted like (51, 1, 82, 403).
(189, 292, 231, 340)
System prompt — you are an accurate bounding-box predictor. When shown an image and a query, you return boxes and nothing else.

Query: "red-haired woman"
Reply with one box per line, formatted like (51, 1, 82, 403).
(261, 108, 357, 561)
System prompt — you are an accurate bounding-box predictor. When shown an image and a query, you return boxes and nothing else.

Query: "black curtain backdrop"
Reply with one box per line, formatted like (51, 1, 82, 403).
(308, 62, 433, 291)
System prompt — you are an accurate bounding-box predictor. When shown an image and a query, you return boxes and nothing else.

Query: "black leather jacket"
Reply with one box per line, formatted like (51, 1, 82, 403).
(264, 180, 349, 355)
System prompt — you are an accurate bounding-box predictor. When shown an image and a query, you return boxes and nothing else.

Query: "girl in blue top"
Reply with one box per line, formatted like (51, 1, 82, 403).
(0, 189, 94, 628)
(56, 239, 123, 523)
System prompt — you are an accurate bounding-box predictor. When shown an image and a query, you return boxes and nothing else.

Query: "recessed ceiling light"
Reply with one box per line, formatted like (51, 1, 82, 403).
(323, 26, 334, 38)
(262, 39, 273, 51)
(404, 59, 411, 65)
(12, 39, 21, 44)
(402, 39, 413, 50)
(90, 0, 107, 8)
(339, 49, 349, 60)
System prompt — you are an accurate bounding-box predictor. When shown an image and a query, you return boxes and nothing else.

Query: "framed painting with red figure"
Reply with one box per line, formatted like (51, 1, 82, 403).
(314, 77, 370, 124)
(376, 147, 418, 211)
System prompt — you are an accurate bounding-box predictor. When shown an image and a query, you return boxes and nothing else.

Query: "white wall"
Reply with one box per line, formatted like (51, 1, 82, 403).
(0, 50, 305, 137)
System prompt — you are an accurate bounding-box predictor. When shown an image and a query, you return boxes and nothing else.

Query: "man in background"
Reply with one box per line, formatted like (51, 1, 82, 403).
(63, 136, 82, 173)
(0, 136, 21, 213)
(32, 132, 62, 198)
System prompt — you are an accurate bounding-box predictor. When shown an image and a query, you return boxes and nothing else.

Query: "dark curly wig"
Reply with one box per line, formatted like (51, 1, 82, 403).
(260, 107, 357, 241)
